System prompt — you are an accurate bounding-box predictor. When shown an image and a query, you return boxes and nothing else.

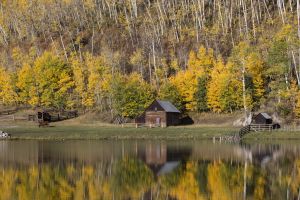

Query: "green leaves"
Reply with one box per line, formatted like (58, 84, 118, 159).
(112, 73, 154, 118)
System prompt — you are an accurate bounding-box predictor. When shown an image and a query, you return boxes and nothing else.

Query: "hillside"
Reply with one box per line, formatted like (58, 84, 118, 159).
(0, 0, 300, 120)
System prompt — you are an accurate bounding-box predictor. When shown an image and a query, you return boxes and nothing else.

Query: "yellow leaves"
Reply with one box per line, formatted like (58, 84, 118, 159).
(253, 175, 266, 200)
(58, 71, 74, 95)
(207, 58, 243, 113)
(294, 92, 300, 118)
(171, 46, 214, 111)
(207, 58, 227, 113)
(33, 51, 73, 108)
(83, 165, 94, 178)
(66, 165, 75, 178)
(71, 53, 110, 108)
(169, 162, 205, 200)
(276, 24, 293, 41)
(289, 159, 300, 195)
(130, 49, 143, 67)
(207, 161, 245, 200)
(170, 70, 198, 111)
(0, 66, 17, 105)
(187, 46, 214, 74)
(246, 52, 265, 101)
(102, 181, 113, 199)
(207, 161, 231, 200)
(0, 169, 16, 200)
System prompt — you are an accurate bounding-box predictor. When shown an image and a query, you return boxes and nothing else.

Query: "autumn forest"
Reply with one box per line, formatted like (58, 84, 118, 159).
(1, 0, 300, 119)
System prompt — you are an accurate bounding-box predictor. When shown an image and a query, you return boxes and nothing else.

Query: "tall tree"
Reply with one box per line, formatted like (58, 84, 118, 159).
(33, 52, 74, 109)
(0, 67, 17, 106)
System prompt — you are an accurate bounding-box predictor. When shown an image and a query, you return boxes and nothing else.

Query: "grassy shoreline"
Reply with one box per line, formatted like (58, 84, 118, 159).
(1, 122, 300, 140)
(0, 122, 237, 140)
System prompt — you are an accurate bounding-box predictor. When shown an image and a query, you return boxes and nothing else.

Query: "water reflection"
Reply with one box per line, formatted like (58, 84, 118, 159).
(0, 140, 300, 199)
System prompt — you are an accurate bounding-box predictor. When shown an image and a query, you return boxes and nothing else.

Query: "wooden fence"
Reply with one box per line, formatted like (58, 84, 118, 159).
(250, 124, 273, 132)
(120, 123, 164, 128)
(239, 124, 274, 137)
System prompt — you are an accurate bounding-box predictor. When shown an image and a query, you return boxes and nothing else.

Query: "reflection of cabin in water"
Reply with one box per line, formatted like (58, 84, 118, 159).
(136, 100, 181, 127)
(143, 142, 191, 175)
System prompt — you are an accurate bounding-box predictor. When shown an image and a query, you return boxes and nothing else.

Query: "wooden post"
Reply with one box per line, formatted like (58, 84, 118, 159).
(135, 123, 138, 128)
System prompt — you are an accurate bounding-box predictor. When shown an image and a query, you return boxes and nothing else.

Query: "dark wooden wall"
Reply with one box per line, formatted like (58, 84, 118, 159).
(166, 113, 180, 126)
(252, 114, 272, 124)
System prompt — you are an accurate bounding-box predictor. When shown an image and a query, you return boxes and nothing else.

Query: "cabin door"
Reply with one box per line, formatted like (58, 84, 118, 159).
(156, 117, 161, 126)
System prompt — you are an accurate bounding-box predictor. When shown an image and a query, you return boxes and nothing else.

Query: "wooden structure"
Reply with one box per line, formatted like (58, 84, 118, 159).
(28, 109, 78, 126)
(37, 111, 51, 127)
(239, 112, 280, 137)
(252, 113, 272, 124)
(136, 100, 181, 127)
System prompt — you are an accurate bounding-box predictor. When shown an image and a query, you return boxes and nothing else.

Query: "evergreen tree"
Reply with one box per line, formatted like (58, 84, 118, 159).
(195, 76, 208, 112)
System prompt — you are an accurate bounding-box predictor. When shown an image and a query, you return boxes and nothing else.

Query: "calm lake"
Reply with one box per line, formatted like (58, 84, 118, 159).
(0, 140, 300, 200)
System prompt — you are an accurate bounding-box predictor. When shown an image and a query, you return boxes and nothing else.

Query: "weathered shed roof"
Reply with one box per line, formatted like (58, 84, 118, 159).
(260, 112, 272, 119)
(156, 100, 181, 113)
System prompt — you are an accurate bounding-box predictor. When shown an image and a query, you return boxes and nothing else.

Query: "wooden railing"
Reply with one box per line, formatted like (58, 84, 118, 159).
(239, 125, 251, 138)
(250, 124, 273, 132)
(239, 124, 274, 138)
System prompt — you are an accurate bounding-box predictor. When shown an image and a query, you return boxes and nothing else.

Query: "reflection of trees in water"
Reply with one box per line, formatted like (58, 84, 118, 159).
(1, 156, 300, 200)
(112, 157, 154, 199)
(3, 141, 300, 199)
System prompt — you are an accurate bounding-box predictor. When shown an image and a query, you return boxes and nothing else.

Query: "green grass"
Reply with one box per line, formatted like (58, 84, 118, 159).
(3, 121, 300, 141)
(1, 123, 238, 140)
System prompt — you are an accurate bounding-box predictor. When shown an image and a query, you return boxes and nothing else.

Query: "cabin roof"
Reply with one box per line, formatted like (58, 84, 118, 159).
(156, 100, 181, 113)
(259, 112, 272, 119)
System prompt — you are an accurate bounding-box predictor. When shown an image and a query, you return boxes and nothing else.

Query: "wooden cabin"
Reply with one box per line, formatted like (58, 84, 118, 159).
(252, 113, 273, 125)
(136, 100, 181, 127)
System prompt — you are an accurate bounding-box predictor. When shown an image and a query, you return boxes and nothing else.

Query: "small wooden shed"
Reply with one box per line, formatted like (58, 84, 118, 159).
(136, 100, 181, 127)
(252, 113, 273, 124)
(37, 111, 52, 122)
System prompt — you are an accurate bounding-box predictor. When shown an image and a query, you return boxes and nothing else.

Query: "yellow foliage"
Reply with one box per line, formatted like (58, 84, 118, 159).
(74, 179, 84, 200)
(207, 161, 231, 200)
(207, 58, 228, 113)
(290, 159, 300, 195)
(0, 169, 16, 200)
(171, 46, 214, 111)
(16, 63, 38, 105)
(170, 70, 198, 111)
(78, 53, 110, 108)
(246, 52, 265, 102)
(294, 93, 300, 118)
(207, 161, 244, 200)
(254, 175, 266, 200)
(0, 67, 17, 105)
(169, 162, 205, 200)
